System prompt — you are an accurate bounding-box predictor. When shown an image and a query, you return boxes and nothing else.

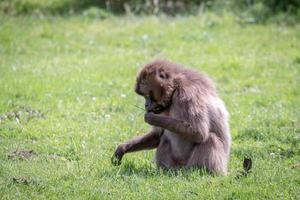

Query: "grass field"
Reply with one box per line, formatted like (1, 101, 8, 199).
(0, 13, 299, 199)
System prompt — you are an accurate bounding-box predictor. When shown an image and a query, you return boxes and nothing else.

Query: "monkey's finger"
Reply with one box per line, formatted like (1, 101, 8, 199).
(144, 112, 154, 123)
(111, 154, 122, 166)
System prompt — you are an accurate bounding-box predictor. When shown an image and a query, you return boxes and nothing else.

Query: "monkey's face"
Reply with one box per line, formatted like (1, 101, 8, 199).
(135, 67, 174, 114)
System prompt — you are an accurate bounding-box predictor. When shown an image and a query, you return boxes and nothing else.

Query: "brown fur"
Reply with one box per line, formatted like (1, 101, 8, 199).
(112, 59, 231, 174)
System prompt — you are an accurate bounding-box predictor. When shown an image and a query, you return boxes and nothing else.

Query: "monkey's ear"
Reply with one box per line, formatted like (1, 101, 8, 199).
(158, 71, 169, 80)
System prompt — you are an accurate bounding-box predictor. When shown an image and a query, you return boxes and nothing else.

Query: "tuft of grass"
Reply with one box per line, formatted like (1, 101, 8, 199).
(0, 12, 299, 199)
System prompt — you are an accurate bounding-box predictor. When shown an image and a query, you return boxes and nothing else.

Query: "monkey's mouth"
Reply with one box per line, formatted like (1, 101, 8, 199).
(152, 105, 165, 114)
(146, 105, 165, 114)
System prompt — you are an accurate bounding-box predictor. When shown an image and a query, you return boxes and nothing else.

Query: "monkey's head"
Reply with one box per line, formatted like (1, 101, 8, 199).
(135, 60, 178, 114)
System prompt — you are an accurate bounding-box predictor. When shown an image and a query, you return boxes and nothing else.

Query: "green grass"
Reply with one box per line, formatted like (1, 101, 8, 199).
(0, 13, 299, 199)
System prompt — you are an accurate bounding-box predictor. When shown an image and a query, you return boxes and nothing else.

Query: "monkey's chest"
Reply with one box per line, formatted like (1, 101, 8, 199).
(156, 131, 194, 167)
(165, 131, 193, 155)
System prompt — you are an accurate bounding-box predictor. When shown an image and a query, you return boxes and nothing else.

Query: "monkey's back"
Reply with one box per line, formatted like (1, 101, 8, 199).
(156, 67, 231, 170)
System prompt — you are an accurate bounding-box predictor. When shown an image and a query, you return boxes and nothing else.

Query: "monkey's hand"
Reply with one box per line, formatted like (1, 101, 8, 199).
(111, 145, 124, 166)
(144, 112, 165, 126)
(144, 112, 160, 126)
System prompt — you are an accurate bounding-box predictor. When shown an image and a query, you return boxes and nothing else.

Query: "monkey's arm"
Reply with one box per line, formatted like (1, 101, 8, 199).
(145, 112, 208, 143)
(112, 127, 163, 166)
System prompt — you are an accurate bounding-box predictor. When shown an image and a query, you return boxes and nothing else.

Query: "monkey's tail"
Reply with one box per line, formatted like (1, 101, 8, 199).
(235, 157, 252, 179)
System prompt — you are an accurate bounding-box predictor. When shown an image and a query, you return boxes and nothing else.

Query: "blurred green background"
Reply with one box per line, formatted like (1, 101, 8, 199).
(0, 0, 299, 199)
(1, 0, 300, 22)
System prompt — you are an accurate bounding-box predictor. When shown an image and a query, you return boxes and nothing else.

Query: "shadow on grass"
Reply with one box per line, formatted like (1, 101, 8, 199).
(100, 160, 211, 178)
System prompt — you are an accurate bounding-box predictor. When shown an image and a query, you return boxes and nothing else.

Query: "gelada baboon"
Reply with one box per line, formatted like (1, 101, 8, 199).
(112, 59, 231, 174)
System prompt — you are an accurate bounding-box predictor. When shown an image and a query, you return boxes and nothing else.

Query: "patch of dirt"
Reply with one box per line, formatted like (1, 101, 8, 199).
(12, 176, 31, 185)
(291, 163, 300, 169)
(0, 106, 45, 123)
(8, 149, 36, 160)
(12, 176, 42, 187)
(47, 154, 69, 161)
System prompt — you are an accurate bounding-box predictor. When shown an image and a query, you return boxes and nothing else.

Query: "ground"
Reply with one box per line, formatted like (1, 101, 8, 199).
(0, 13, 299, 199)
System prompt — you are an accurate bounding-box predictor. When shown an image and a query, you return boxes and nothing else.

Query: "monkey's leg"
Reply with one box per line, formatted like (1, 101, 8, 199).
(145, 112, 208, 143)
(112, 127, 163, 166)
(186, 134, 228, 174)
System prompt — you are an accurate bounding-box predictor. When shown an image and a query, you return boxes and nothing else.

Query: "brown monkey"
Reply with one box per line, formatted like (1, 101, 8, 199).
(112, 60, 231, 174)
